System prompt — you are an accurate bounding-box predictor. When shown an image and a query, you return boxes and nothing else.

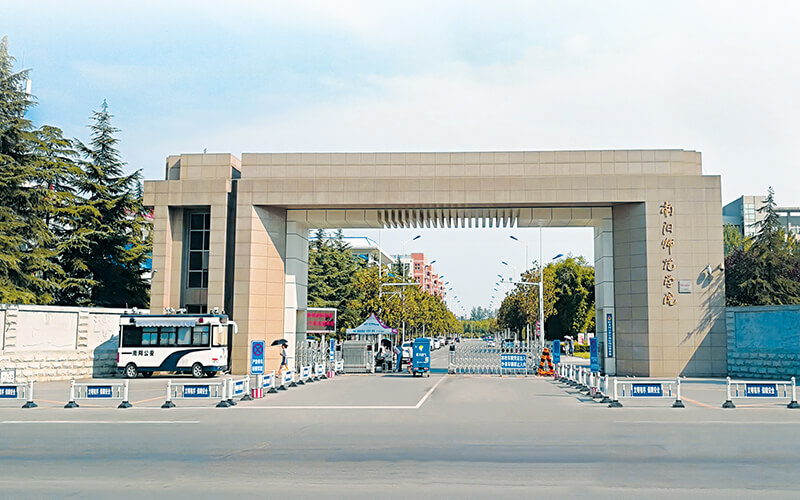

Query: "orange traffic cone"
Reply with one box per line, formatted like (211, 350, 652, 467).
(538, 347, 554, 376)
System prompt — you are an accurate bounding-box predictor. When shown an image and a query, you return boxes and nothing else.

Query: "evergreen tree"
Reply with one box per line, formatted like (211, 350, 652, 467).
(726, 188, 800, 305)
(0, 36, 77, 303)
(61, 100, 150, 307)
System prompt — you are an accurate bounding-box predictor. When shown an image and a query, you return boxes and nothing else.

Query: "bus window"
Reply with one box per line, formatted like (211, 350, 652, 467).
(192, 326, 209, 346)
(177, 327, 192, 346)
(142, 327, 158, 346)
(212, 325, 227, 347)
(121, 325, 142, 347)
(159, 327, 177, 346)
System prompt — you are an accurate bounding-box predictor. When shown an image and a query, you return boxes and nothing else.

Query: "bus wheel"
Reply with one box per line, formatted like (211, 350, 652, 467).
(124, 363, 138, 379)
(191, 363, 204, 378)
(141, 371, 153, 378)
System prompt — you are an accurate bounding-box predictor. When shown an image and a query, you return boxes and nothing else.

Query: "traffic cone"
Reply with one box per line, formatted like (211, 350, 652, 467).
(538, 347, 554, 376)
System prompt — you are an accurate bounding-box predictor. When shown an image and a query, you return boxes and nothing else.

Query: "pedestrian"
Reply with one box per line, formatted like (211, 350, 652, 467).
(279, 343, 289, 374)
(393, 343, 402, 372)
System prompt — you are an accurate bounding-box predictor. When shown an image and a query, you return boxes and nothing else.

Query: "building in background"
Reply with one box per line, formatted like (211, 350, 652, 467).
(723, 195, 800, 239)
(341, 236, 396, 267)
(393, 252, 445, 298)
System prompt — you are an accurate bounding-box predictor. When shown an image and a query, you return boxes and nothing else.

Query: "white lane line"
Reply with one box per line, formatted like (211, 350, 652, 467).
(415, 376, 446, 408)
(624, 421, 800, 425)
(1, 420, 199, 424)
(231, 405, 417, 409)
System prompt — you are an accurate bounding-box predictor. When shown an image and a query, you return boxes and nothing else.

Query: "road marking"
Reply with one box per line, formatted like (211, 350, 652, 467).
(624, 421, 800, 425)
(681, 396, 715, 409)
(415, 375, 445, 408)
(131, 395, 166, 405)
(1, 420, 199, 424)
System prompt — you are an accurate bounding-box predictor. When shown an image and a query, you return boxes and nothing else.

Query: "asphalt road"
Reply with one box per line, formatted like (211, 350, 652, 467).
(2, 364, 800, 498)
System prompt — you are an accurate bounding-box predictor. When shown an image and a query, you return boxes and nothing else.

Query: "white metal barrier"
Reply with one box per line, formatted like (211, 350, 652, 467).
(607, 377, 684, 408)
(65, 379, 132, 409)
(315, 363, 326, 380)
(227, 377, 250, 405)
(256, 370, 278, 395)
(0, 381, 37, 408)
(297, 365, 312, 385)
(722, 376, 800, 409)
(161, 379, 228, 408)
(335, 360, 344, 373)
(278, 370, 295, 390)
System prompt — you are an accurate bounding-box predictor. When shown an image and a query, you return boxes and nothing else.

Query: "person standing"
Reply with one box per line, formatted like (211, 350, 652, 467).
(393, 344, 402, 372)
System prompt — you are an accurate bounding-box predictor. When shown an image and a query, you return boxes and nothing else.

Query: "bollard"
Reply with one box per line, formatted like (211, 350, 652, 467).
(118, 379, 133, 408)
(672, 377, 685, 408)
(162, 380, 176, 408)
(216, 379, 230, 407)
(722, 376, 735, 408)
(583, 371, 593, 395)
(608, 377, 623, 408)
(600, 375, 612, 404)
(288, 371, 298, 388)
(241, 377, 253, 401)
(22, 381, 37, 409)
(64, 379, 79, 408)
(788, 377, 800, 409)
(226, 378, 237, 406)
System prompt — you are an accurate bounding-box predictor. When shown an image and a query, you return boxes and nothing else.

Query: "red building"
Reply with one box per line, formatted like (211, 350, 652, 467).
(409, 253, 445, 298)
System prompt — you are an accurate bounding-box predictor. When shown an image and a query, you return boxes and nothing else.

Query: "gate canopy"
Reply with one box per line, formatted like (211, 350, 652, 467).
(346, 313, 398, 336)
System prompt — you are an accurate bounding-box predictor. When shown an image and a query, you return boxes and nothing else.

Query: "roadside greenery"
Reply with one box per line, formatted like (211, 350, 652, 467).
(496, 256, 595, 341)
(0, 37, 150, 307)
(307, 230, 461, 337)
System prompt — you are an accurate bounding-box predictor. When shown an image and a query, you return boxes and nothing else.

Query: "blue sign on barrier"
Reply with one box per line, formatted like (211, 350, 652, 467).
(631, 384, 663, 397)
(589, 337, 599, 373)
(745, 384, 778, 397)
(501, 353, 526, 369)
(552, 340, 561, 365)
(606, 313, 614, 357)
(250, 340, 265, 375)
(330, 338, 336, 363)
(183, 385, 211, 398)
(86, 386, 113, 398)
(0, 386, 17, 398)
(234, 380, 245, 395)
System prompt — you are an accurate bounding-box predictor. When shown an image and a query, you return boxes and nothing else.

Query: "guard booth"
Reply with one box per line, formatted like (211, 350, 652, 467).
(343, 314, 398, 373)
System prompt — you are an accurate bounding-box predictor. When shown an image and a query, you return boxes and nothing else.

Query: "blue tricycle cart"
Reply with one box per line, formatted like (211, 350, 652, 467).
(411, 338, 431, 377)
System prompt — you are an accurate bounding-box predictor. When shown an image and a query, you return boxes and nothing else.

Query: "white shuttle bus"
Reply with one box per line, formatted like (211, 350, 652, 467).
(117, 313, 238, 378)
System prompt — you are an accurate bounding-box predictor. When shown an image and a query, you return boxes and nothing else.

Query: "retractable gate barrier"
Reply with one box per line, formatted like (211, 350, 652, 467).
(65, 379, 132, 409)
(607, 377, 685, 408)
(162, 379, 228, 408)
(342, 341, 372, 373)
(450, 342, 536, 375)
(722, 376, 800, 409)
(0, 381, 37, 408)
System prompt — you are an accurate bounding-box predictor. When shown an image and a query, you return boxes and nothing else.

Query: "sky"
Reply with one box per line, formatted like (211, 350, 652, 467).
(5, 1, 800, 314)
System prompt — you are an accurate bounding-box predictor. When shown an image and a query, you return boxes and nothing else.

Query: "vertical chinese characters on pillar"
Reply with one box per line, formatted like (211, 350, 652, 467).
(659, 201, 676, 306)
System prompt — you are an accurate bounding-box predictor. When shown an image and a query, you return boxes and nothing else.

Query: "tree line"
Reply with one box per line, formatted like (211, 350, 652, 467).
(495, 255, 596, 341)
(0, 37, 149, 307)
(307, 230, 461, 338)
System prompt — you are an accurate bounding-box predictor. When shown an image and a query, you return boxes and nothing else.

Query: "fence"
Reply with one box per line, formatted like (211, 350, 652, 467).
(449, 341, 539, 375)
(606, 377, 685, 408)
(555, 364, 607, 402)
(0, 381, 37, 408)
(722, 376, 800, 409)
(65, 379, 133, 409)
(162, 379, 228, 408)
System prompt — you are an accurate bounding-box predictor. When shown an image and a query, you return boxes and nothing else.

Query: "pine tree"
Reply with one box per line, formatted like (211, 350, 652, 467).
(0, 36, 76, 303)
(62, 100, 150, 307)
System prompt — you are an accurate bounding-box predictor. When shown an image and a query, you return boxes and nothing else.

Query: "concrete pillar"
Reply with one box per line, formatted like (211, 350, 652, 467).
(284, 220, 309, 370)
(594, 212, 616, 375)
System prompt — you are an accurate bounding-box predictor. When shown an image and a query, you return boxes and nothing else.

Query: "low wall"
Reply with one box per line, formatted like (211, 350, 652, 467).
(726, 305, 800, 379)
(0, 304, 144, 383)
